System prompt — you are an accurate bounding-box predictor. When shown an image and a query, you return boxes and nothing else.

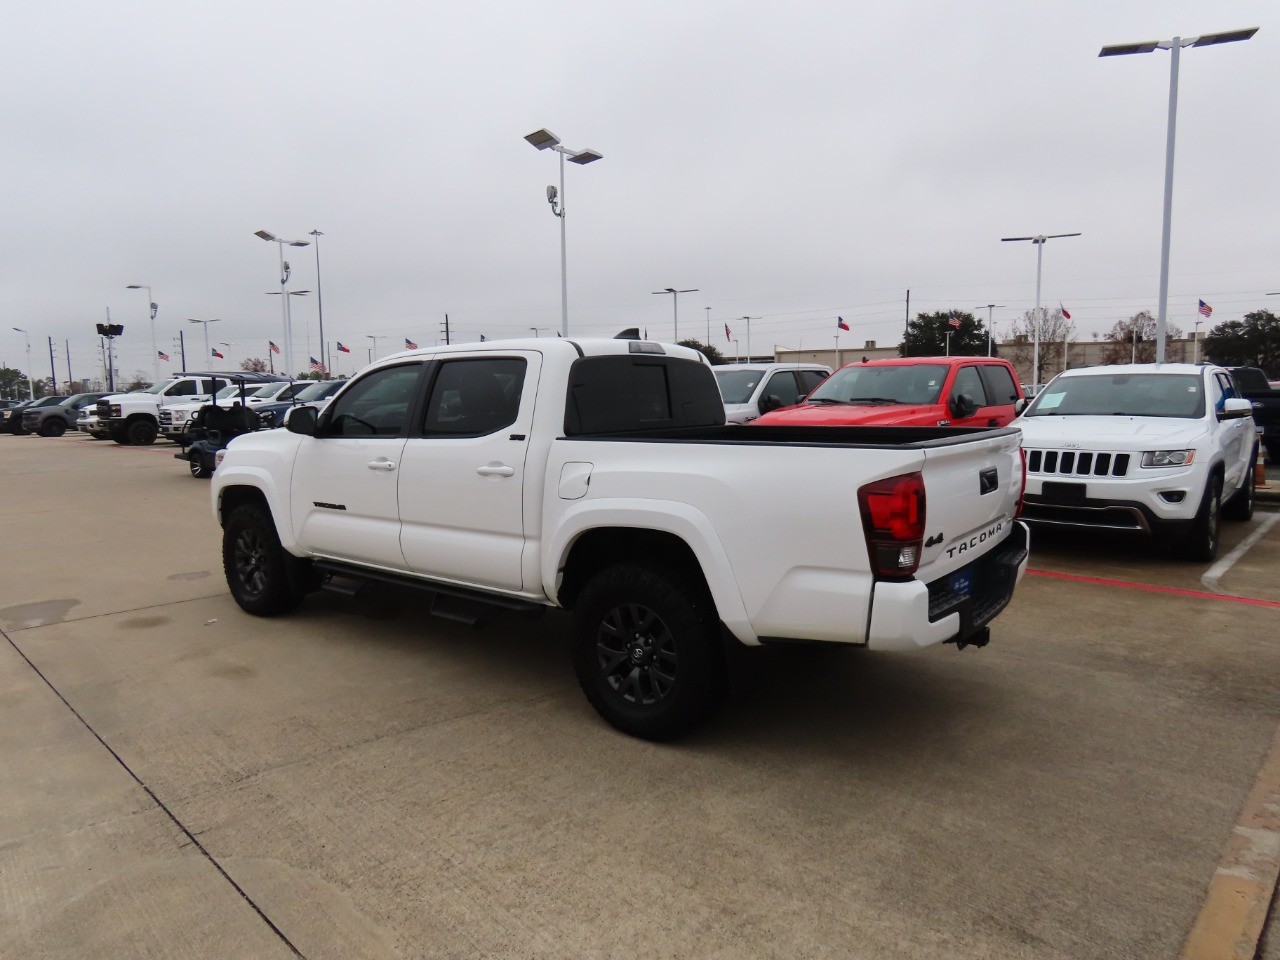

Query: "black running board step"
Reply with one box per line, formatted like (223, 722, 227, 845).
(313, 560, 544, 617)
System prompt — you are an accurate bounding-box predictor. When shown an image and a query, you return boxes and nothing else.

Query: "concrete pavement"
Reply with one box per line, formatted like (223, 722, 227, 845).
(2, 432, 1279, 959)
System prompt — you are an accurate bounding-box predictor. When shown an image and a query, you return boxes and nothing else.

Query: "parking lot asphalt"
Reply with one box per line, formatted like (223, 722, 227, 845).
(3, 433, 1278, 960)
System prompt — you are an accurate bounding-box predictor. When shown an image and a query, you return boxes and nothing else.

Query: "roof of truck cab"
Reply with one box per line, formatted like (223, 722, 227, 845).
(838, 356, 1013, 368)
(374, 337, 710, 365)
(1051, 363, 1214, 378)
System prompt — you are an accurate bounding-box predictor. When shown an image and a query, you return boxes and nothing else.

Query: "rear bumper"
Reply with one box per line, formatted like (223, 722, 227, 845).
(866, 521, 1029, 651)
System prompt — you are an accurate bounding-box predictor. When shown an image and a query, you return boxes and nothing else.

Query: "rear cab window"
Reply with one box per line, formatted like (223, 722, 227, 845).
(565, 356, 725, 435)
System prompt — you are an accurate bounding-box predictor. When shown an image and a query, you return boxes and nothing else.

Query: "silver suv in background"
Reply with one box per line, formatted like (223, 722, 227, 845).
(713, 363, 831, 424)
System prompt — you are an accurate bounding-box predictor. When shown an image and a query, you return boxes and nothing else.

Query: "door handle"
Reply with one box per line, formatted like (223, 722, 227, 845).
(476, 463, 515, 478)
(988, 418, 999, 427)
(367, 459, 397, 471)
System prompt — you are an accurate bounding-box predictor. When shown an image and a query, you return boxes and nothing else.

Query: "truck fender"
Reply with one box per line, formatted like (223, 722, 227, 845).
(213, 466, 300, 553)
(545, 499, 758, 645)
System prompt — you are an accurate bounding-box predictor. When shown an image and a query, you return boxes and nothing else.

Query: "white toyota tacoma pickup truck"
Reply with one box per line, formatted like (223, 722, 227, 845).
(211, 337, 1030, 739)
(1016, 363, 1256, 561)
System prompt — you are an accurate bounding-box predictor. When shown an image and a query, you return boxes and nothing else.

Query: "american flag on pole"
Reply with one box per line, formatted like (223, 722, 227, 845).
(1198, 300, 1213, 318)
(405, 337, 418, 349)
(268, 340, 281, 354)
(948, 316, 961, 329)
(309, 357, 323, 371)
(157, 350, 170, 361)
(724, 323, 732, 341)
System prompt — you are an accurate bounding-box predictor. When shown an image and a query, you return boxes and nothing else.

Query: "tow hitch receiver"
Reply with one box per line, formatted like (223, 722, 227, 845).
(947, 626, 991, 650)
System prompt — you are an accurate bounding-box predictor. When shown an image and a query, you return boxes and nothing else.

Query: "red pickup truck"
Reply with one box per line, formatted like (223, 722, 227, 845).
(754, 356, 1025, 428)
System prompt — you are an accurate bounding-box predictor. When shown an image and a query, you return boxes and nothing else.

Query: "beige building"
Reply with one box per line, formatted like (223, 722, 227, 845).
(775, 335, 1206, 386)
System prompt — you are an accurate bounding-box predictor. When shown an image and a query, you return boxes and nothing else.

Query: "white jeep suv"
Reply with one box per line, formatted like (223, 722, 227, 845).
(1015, 363, 1256, 561)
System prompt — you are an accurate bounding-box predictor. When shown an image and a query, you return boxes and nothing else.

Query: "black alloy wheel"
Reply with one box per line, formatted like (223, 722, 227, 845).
(221, 503, 308, 616)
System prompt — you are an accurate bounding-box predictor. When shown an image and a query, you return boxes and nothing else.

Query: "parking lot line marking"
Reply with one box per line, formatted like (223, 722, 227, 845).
(1025, 569, 1280, 609)
(1202, 513, 1280, 593)
(1178, 724, 1280, 960)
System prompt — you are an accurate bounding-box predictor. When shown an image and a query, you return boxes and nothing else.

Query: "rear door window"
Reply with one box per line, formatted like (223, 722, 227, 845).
(978, 364, 1020, 405)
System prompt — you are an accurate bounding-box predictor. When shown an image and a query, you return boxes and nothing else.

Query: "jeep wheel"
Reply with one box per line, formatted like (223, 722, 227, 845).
(39, 419, 67, 437)
(222, 503, 308, 616)
(1181, 476, 1222, 563)
(1222, 452, 1255, 522)
(125, 418, 158, 446)
(572, 563, 726, 741)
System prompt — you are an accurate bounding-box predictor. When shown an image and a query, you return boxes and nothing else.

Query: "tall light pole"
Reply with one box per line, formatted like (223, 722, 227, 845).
(12, 327, 33, 398)
(739, 316, 761, 361)
(650, 288, 698, 341)
(125, 284, 158, 383)
(1001, 233, 1081, 389)
(254, 230, 310, 376)
(529, 326, 550, 338)
(366, 334, 384, 363)
(975, 304, 1006, 357)
(1192, 319, 1203, 364)
(265, 290, 311, 374)
(309, 230, 327, 377)
(524, 128, 604, 338)
(704, 306, 711, 345)
(187, 318, 221, 364)
(1100, 27, 1258, 363)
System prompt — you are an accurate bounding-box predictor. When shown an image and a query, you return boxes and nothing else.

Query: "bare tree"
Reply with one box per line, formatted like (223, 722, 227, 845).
(1006, 307, 1075, 384)
(1100, 311, 1184, 365)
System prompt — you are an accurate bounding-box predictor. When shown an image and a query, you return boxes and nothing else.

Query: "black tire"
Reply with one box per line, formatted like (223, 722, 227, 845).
(222, 503, 308, 616)
(39, 419, 67, 437)
(1222, 452, 1255, 522)
(189, 454, 213, 480)
(571, 563, 727, 741)
(1181, 475, 1222, 562)
(126, 417, 158, 446)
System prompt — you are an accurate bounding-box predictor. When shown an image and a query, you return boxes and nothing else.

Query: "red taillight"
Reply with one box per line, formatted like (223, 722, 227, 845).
(857, 471, 926, 580)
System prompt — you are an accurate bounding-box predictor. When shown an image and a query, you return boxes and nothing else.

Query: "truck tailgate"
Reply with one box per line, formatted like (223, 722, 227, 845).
(916, 429, 1023, 583)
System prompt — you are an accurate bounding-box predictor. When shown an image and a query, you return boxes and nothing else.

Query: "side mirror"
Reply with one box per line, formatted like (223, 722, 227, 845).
(1014, 398, 1028, 415)
(758, 394, 784, 414)
(950, 393, 978, 419)
(285, 405, 318, 435)
(1219, 397, 1252, 420)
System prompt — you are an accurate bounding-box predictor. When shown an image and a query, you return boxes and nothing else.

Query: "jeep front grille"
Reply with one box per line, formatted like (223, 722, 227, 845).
(1025, 449, 1130, 478)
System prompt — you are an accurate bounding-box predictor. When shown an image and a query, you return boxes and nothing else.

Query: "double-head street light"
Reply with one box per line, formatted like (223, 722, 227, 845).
(11, 327, 33, 398)
(524, 128, 603, 338)
(125, 285, 158, 383)
(975, 304, 1006, 357)
(254, 230, 310, 376)
(651, 288, 698, 341)
(1100, 27, 1258, 363)
(1001, 233, 1081, 389)
(186, 318, 221, 364)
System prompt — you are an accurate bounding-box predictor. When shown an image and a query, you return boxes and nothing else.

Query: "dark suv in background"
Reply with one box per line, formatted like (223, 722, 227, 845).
(22, 393, 111, 437)
(1, 396, 67, 434)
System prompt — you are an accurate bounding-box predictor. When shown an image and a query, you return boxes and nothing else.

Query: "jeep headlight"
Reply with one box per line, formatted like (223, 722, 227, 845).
(1141, 449, 1195, 468)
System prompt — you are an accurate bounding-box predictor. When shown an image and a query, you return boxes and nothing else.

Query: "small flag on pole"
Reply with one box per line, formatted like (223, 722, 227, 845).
(211, 347, 224, 359)
(948, 316, 961, 329)
(480, 334, 486, 342)
(1198, 299, 1213, 318)
(268, 340, 281, 354)
(1060, 304, 1071, 320)
(724, 323, 732, 341)
(309, 357, 323, 371)
(405, 337, 418, 349)
(837, 316, 850, 331)
(336, 341, 351, 353)
(157, 350, 170, 361)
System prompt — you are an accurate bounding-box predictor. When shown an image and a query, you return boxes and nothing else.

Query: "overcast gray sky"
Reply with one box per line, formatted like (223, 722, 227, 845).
(2, 0, 1276, 382)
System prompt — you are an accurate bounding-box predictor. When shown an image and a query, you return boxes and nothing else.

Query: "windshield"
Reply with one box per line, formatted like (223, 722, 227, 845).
(248, 383, 283, 398)
(808, 364, 948, 405)
(295, 380, 341, 401)
(212, 385, 243, 400)
(714, 369, 767, 404)
(141, 381, 172, 394)
(1025, 373, 1205, 418)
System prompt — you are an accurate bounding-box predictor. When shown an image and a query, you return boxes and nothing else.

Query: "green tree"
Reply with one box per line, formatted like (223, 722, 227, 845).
(0, 366, 28, 399)
(900, 311, 988, 357)
(1100, 311, 1184, 365)
(1203, 310, 1280, 377)
(678, 338, 728, 365)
